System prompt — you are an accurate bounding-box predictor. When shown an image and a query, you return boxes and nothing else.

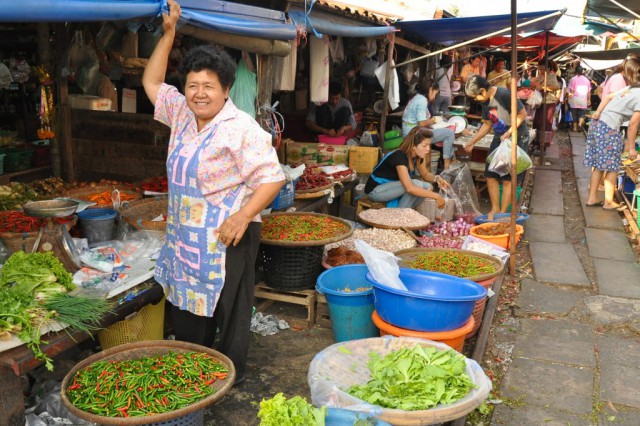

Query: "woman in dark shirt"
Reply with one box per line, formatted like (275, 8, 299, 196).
(365, 127, 447, 208)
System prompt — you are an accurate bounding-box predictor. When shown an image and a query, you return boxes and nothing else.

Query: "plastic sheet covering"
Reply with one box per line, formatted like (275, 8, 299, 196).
(439, 162, 481, 215)
(229, 57, 257, 118)
(0, 1, 297, 41)
(288, 9, 395, 38)
(272, 40, 297, 91)
(308, 336, 492, 426)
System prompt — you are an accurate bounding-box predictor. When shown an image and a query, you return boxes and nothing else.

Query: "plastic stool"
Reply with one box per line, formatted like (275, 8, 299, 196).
(632, 188, 640, 212)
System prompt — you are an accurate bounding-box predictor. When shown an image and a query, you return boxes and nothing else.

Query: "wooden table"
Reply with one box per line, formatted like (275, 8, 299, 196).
(274, 179, 358, 216)
(0, 281, 164, 424)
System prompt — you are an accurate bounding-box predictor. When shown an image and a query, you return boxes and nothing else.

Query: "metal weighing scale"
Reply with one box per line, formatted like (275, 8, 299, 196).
(22, 199, 82, 273)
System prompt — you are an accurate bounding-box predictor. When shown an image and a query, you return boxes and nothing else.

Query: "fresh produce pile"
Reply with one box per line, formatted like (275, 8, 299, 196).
(0, 182, 39, 211)
(261, 215, 349, 242)
(327, 168, 355, 181)
(0, 251, 110, 370)
(325, 246, 364, 266)
(359, 208, 430, 229)
(473, 222, 511, 236)
(326, 228, 417, 254)
(347, 345, 475, 411)
(404, 251, 497, 278)
(64, 179, 135, 191)
(85, 190, 139, 206)
(140, 176, 168, 193)
(258, 393, 326, 426)
(416, 235, 463, 249)
(0, 210, 73, 233)
(67, 351, 228, 417)
(425, 215, 475, 237)
(296, 166, 332, 191)
(30, 177, 66, 198)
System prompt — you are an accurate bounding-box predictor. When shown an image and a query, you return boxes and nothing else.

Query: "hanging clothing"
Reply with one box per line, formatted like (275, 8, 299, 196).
(310, 35, 330, 103)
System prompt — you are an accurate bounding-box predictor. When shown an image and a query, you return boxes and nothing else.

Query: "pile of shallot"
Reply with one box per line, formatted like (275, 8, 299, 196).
(416, 235, 463, 249)
(425, 215, 476, 237)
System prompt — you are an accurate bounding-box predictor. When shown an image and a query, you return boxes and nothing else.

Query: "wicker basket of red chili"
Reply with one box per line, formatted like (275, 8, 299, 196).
(61, 340, 234, 426)
(0, 211, 76, 254)
(259, 213, 354, 290)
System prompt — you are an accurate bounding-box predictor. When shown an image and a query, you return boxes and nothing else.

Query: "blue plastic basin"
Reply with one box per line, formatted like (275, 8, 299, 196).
(366, 268, 487, 332)
(475, 212, 529, 225)
(326, 407, 391, 425)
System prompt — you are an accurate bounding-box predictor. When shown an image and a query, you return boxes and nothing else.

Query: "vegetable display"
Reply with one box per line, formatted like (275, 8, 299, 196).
(416, 235, 463, 249)
(472, 222, 511, 236)
(425, 216, 474, 237)
(0, 251, 74, 296)
(296, 167, 332, 191)
(404, 251, 497, 278)
(85, 190, 138, 206)
(0, 210, 73, 233)
(66, 351, 228, 417)
(325, 246, 364, 266)
(347, 345, 475, 411)
(141, 176, 168, 193)
(261, 215, 349, 242)
(258, 392, 326, 426)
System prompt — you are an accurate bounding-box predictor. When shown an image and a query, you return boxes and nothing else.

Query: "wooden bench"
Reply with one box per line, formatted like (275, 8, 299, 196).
(254, 283, 317, 329)
(355, 195, 386, 217)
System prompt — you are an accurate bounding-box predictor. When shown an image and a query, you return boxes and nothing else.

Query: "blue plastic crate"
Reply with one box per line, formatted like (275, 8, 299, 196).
(271, 178, 298, 210)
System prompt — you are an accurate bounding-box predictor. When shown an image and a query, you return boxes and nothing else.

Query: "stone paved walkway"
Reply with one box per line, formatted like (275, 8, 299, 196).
(491, 131, 640, 425)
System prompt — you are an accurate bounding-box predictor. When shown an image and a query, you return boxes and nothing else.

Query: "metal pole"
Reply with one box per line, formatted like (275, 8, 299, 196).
(509, 0, 518, 274)
(379, 33, 395, 146)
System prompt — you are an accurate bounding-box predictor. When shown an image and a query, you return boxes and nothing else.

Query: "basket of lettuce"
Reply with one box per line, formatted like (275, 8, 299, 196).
(308, 336, 491, 425)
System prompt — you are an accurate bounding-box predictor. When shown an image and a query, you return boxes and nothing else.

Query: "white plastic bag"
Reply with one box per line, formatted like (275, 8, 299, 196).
(486, 139, 533, 176)
(354, 239, 407, 291)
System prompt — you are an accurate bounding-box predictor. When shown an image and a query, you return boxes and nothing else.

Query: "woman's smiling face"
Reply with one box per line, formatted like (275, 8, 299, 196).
(184, 69, 229, 129)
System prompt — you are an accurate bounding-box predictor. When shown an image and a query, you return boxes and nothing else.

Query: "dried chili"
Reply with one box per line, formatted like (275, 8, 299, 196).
(406, 251, 497, 278)
(261, 215, 349, 242)
(0, 211, 45, 233)
(141, 176, 168, 193)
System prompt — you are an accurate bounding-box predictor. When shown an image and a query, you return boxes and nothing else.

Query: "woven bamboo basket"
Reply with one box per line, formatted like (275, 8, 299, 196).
(259, 212, 354, 290)
(60, 340, 235, 426)
(62, 185, 141, 208)
(0, 217, 77, 254)
(120, 197, 168, 231)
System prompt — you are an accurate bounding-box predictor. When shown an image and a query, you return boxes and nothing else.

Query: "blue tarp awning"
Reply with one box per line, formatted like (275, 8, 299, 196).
(585, 0, 640, 20)
(0, 0, 297, 41)
(288, 6, 396, 38)
(395, 10, 563, 44)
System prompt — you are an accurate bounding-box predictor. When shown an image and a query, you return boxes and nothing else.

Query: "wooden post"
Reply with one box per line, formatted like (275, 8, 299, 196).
(54, 23, 73, 181)
(509, 0, 519, 274)
(379, 33, 395, 146)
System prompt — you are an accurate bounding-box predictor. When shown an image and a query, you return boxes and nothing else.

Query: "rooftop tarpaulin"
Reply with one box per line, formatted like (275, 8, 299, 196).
(585, 0, 640, 20)
(288, 4, 396, 38)
(394, 10, 563, 44)
(572, 47, 640, 60)
(0, 0, 298, 41)
(476, 32, 583, 50)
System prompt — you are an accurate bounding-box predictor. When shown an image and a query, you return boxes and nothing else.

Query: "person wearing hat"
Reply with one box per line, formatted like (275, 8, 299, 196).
(433, 55, 454, 115)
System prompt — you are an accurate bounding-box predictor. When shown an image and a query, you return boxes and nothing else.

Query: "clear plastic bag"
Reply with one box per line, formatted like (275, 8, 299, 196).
(486, 139, 533, 176)
(439, 162, 481, 215)
(354, 239, 406, 291)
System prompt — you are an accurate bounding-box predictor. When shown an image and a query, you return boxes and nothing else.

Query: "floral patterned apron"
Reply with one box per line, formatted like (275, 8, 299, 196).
(155, 122, 244, 317)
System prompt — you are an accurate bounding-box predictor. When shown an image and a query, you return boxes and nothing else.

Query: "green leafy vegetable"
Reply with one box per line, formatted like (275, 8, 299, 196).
(0, 251, 74, 297)
(347, 345, 476, 411)
(258, 393, 326, 426)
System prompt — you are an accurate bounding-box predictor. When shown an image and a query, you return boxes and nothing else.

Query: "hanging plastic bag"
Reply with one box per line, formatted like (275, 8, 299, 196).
(354, 239, 407, 291)
(565, 108, 573, 123)
(438, 162, 481, 214)
(73, 32, 100, 93)
(229, 55, 257, 118)
(486, 139, 533, 176)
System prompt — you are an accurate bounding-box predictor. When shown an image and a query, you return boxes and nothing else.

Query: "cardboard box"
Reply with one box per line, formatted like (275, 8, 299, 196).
(317, 144, 350, 166)
(285, 141, 319, 166)
(348, 146, 380, 173)
(69, 95, 112, 111)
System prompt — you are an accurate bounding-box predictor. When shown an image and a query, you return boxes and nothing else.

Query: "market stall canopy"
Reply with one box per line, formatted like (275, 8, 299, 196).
(585, 0, 640, 20)
(476, 32, 583, 50)
(0, 0, 298, 41)
(288, 4, 396, 38)
(552, 15, 625, 37)
(394, 10, 563, 44)
(573, 47, 640, 60)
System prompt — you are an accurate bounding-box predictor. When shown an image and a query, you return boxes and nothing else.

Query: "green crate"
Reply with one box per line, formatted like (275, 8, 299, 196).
(0, 147, 33, 173)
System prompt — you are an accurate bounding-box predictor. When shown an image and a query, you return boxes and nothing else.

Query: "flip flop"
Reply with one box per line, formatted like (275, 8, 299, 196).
(603, 205, 627, 211)
(586, 201, 604, 207)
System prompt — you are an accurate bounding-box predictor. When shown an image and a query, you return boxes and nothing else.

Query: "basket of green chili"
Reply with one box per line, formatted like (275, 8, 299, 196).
(259, 213, 354, 290)
(60, 340, 235, 425)
(394, 248, 504, 283)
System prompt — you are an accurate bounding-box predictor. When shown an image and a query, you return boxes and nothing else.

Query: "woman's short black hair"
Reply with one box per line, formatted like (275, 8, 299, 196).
(179, 45, 236, 90)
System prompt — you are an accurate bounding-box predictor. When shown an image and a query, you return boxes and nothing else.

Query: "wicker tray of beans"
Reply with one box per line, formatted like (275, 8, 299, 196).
(260, 212, 354, 247)
(357, 208, 431, 230)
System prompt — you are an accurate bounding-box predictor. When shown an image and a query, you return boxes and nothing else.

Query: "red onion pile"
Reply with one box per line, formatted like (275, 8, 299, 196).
(425, 216, 475, 237)
(416, 235, 463, 249)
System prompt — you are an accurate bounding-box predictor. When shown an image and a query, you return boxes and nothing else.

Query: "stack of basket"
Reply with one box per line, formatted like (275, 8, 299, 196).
(120, 197, 168, 232)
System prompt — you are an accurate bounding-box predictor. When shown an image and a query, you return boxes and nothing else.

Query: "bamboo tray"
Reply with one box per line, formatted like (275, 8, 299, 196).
(120, 197, 168, 231)
(260, 212, 353, 246)
(357, 209, 430, 231)
(394, 247, 504, 282)
(295, 182, 334, 194)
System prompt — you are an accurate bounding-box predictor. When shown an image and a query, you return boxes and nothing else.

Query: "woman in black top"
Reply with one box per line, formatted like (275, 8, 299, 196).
(365, 127, 448, 208)
(463, 75, 530, 220)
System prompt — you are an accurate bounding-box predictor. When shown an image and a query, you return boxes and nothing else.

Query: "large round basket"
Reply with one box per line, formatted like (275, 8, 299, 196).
(62, 185, 142, 208)
(259, 212, 353, 290)
(60, 340, 235, 426)
(121, 197, 168, 231)
(308, 336, 492, 425)
(357, 209, 430, 231)
(394, 248, 504, 337)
